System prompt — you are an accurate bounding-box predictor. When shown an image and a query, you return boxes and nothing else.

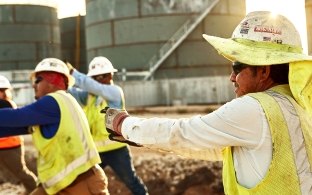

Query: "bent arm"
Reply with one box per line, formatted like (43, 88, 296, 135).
(72, 70, 122, 104)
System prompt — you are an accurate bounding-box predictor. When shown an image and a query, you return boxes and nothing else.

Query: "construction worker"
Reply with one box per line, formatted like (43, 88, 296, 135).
(104, 11, 312, 194)
(67, 56, 148, 195)
(0, 58, 109, 195)
(0, 75, 37, 194)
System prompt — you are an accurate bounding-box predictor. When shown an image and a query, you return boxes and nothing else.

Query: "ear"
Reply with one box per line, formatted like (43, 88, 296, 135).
(102, 73, 113, 84)
(259, 66, 271, 81)
(108, 73, 113, 80)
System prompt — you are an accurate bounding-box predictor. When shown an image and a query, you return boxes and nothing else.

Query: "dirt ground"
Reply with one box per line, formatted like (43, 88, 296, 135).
(0, 105, 224, 195)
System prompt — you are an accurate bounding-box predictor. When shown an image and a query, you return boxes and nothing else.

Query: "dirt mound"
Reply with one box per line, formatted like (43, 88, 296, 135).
(104, 148, 224, 195)
(0, 147, 224, 195)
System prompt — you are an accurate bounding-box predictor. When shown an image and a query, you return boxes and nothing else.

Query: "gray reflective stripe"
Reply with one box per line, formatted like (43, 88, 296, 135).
(43, 92, 97, 188)
(268, 91, 312, 194)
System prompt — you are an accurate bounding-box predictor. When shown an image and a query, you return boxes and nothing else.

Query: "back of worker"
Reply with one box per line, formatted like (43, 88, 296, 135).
(0, 75, 37, 194)
(68, 56, 148, 195)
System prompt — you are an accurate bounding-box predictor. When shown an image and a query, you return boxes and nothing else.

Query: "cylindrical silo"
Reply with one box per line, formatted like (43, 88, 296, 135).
(85, 0, 245, 81)
(306, 0, 312, 55)
(60, 15, 87, 73)
(0, 3, 61, 71)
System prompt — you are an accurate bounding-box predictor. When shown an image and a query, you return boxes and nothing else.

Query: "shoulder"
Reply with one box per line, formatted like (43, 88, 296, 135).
(35, 95, 59, 108)
(113, 84, 123, 91)
(222, 95, 261, 109)
(215, 96, 263, 120)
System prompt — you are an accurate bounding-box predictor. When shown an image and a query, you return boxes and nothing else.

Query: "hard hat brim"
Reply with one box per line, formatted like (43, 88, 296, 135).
(202, 34, 312, 65)
(87, 69, 118, 77)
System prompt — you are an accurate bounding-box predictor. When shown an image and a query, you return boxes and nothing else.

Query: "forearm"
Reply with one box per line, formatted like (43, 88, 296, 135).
(0, 96, 60, 127)
(0, 126, 29, 137)
(72, 70, 122, 102)
(121, 116, 223, 161)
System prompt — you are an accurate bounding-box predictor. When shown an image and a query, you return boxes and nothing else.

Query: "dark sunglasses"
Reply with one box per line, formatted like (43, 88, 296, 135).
(34, 76, 43, 84)
(232, 62, 249, 75)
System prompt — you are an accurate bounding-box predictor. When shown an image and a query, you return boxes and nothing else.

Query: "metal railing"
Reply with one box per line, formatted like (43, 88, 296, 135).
(143, 0, 219, 81)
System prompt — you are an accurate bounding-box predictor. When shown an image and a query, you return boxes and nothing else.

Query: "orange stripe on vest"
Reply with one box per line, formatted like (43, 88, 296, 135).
(0, 136, 21, 148)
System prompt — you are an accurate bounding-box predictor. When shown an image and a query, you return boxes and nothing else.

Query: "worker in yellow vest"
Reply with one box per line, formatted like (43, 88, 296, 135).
(104, 11, 312, 194)
(0, 75, 37, 194)
(0, 59, 109, 195)
(68, 56, 148, 195)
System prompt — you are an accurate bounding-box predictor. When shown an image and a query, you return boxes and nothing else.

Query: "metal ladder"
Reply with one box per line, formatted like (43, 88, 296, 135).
(143, 0, 219, 81)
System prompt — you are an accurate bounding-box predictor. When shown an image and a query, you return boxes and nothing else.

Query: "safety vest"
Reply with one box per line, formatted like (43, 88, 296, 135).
(83, 94, 126, 152)
(223, 85, 312, 194)
(31, 91, 101, 195)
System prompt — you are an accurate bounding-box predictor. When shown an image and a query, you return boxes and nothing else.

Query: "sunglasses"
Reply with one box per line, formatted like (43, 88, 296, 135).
(232, 62, 249, 75)
(34, 76, 43, 84)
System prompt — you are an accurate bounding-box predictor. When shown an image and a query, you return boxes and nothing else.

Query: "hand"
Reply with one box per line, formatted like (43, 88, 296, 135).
(108, 133, 143, 147)
(101, 107, 142, 147)
(101, 107, 129, 135)
(65, 61, 74, 74)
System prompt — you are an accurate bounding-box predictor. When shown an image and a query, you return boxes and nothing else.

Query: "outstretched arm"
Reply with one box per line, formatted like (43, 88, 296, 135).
(0, 96, 60, 138)
(104, 96, 267, 161)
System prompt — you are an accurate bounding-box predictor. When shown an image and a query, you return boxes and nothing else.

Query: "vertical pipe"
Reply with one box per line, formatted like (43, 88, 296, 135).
(75, 15, 81, 69)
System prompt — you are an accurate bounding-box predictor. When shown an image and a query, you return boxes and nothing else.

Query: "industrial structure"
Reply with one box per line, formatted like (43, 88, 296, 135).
(85, 0, 244, 81)
(0, 0, 311, 106)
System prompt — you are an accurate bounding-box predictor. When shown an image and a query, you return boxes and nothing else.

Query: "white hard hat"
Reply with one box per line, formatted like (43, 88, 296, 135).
(87, 56, 117, 77)
(0, 75, 11, 89)
(30, 58, 75, 87)
(202, 11, 312, 65)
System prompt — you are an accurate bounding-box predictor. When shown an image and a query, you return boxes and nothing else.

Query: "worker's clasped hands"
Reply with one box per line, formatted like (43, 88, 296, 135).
(101, 107, 142, 147)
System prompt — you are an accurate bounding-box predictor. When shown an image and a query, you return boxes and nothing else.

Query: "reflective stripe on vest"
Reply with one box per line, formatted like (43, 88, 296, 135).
(0, 136, 21, 148)
(43, 149, 98, 189)
(267, 86, 312, 193)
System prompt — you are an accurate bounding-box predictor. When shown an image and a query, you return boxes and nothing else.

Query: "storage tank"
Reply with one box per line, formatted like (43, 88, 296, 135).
(0, 2, 61, 71)
(85, 0, 245, 81)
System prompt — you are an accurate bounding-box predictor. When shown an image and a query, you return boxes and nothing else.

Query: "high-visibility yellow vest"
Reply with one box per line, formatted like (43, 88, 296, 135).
(223, 85, 311, 195)
(32, 91, 101, 195)
(83, 94, 126, 152)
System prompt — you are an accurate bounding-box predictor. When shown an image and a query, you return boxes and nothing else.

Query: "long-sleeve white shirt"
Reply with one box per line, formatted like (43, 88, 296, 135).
(121, 96, 272, 188)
